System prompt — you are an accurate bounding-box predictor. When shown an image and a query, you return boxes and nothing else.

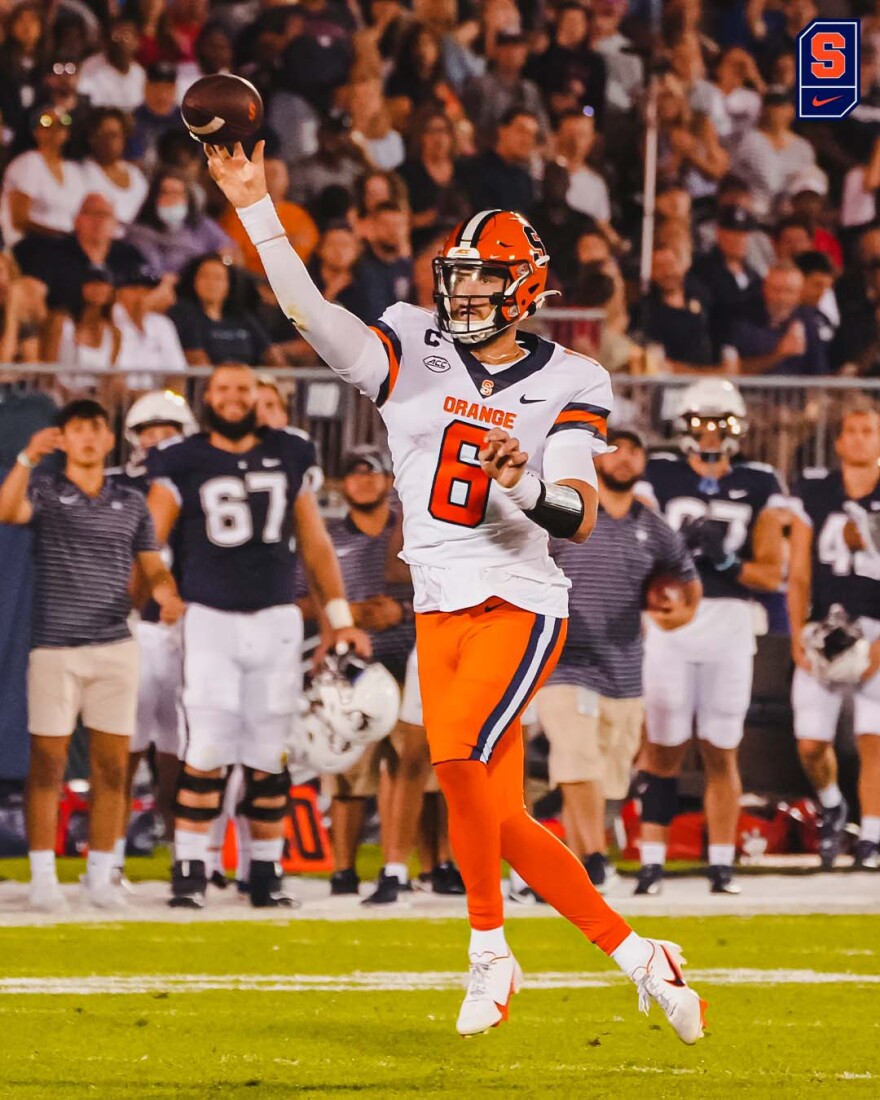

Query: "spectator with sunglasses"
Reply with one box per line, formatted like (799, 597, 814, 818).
(18, 57, 93, 162)
(0, 106, 86, 246)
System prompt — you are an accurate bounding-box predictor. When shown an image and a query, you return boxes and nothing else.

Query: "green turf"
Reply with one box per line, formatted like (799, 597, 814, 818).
(0, 917, 878, 1098)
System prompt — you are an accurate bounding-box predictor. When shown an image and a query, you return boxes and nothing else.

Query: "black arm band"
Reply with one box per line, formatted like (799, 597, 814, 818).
(525, 480, 585, 539)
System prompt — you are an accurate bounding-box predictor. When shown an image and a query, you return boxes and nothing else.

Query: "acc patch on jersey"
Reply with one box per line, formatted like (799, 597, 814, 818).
(797, 19, 860, 121)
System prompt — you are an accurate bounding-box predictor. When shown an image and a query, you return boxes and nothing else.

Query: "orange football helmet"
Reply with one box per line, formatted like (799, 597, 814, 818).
(433, 209, 552, 345)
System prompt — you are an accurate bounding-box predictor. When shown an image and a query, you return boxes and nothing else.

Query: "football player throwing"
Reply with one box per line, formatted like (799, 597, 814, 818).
(205, 140, 706, 1044)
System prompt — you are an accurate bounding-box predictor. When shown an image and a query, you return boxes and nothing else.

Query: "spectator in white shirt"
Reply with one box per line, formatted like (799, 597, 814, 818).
(669, 33, 733, 144)
(81, 108, 149, 228)
(732, 87, 816, 221)
(1, 107, 86, 247)
(713, 47, 764, 154)
(589, 0, 643, 113)
(841, 135, 880, 232)
(556, 109, 611, 222)
(78, 17, 146, 112)
(113, 265, 186, 391)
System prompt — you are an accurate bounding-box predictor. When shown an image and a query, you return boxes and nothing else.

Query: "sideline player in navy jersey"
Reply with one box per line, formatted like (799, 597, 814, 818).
(636, 379, 788, 896)
(789, 401, 880, 871)
(108, 391, 197, 880)
(147, 363, 369, 909)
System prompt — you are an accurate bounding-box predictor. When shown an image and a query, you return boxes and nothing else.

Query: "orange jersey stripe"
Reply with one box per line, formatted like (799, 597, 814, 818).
(553, 409, 607, 431)
(370, 325, 401, 400)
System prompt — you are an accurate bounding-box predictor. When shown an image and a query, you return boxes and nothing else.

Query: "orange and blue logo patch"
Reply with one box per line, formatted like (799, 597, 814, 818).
(797, 19, 860, 121)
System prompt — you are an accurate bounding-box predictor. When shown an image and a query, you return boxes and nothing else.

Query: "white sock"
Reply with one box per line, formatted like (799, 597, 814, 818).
(86, 849, 115, 888)
(250, 838, 284, 863)
(175, 830, 208, 863)
(207, 811, 228, 849)
(469, 926, 508, 957)
(708, 843, 735, 868)
(385, 861, 409, 885)
(29, 849, 57, 881)
(113, 837, 126, 869)
(509, 868, 529, 892)
(611, 932, 653, 977)
(818, 783, 842, 809)
(640, 841, 666, 867)
(860, 816, 880, 845)
(235, 816, 251, 881)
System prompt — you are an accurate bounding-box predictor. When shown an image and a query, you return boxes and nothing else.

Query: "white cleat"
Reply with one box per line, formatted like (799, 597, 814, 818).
(80, 875, 129, 910)
(28, 878, 69, 913)
(632, 939, 707, 1045)
(456, 951, 523, 1037)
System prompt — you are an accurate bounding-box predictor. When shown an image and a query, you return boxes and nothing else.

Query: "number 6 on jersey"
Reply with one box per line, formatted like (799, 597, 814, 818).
(429, 421, 491, 527)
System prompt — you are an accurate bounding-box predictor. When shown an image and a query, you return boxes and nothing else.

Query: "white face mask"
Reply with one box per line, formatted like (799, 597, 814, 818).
(157, 202, 187, 229)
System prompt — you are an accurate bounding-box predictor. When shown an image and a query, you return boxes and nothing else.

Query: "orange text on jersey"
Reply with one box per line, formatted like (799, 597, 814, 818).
(443, 395, 518, 431)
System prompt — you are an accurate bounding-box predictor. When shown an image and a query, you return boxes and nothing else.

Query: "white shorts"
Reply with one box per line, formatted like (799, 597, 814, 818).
(181, 603, 303, 773)
(644, 598, 755, 750)
(792, 618, 880, 741)
(132, 620, 183, 756)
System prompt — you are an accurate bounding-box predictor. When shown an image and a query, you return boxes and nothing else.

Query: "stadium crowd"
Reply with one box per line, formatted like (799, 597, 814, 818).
(1, 0, 880, 379)
(2, 0, 880, 914)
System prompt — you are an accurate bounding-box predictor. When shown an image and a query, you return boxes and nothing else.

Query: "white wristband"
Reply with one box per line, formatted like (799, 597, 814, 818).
(325, 598, 354, 630)
(498, 469, 542, 512)
(237, 195, 286, 247)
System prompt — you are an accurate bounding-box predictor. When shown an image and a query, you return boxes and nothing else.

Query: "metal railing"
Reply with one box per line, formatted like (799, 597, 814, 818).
(4, 361, 880, 482)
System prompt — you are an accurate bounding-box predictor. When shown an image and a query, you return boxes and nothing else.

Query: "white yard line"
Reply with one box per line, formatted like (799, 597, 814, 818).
(0, 968, 879, 996)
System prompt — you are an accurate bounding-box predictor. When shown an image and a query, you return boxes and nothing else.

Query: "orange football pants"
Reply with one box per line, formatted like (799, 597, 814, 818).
(416, 600, 631, 955)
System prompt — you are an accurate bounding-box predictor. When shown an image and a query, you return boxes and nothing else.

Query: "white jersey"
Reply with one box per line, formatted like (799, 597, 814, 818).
(372, 302, 613, 617)
(238, 197, 613, 617)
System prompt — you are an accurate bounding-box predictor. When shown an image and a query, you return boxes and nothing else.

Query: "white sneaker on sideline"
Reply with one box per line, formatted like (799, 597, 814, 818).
(456, 951, 523, 1036)
(28, 878, 69, 913)
(632, 939, 706, 1045)
(80, 875, 129, 910)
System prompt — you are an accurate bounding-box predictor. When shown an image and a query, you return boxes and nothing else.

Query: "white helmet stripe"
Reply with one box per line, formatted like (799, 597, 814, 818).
(456, 209, 503, 249)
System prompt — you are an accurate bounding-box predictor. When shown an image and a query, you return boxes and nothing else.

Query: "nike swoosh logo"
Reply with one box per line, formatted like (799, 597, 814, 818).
(519, 396, 546, 405)
(484, 600, 505, 613)
(262, 458, 282, 467)
(811, 95, 842, 108)
(660, 944, 686, 988)
(728, 489, 748, 499)
(59, 495, 78, 505)
(335, 547, 355, 557)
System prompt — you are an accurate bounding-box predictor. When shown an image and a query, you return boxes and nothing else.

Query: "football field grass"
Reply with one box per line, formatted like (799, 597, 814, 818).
(1, 915, 878, 1099)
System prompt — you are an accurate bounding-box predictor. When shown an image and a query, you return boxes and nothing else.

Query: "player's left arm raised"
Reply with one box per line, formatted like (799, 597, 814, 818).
(294, 491, 372, 658)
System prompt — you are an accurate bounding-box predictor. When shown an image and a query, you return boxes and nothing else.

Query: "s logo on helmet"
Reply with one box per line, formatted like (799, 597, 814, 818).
(797, 19, 860, 120)
(480, 379, 494, 397)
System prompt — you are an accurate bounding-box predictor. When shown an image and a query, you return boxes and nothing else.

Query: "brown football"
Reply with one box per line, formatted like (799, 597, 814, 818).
(181, 73, 263, 145)
(645, 572, 687, 611)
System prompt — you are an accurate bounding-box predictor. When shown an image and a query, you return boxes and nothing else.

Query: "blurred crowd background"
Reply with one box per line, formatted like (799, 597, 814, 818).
(1, 0, 880, 395)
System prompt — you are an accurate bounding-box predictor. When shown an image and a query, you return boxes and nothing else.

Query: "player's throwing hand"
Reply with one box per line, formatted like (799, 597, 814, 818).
(479, 428, 529, 489)
(205, 140, 268, 209)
